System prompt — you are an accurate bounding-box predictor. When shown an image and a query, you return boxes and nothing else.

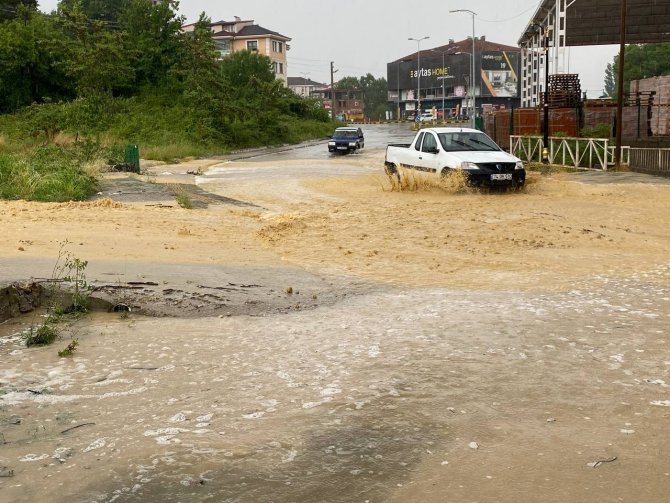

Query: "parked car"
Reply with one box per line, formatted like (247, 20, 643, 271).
(328, 127, 365, 154)
(384, 127, 525, 188)
(417, 112, 436, 122)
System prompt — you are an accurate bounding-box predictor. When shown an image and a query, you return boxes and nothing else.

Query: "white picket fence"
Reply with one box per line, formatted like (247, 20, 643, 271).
(510, 136, 630, 170)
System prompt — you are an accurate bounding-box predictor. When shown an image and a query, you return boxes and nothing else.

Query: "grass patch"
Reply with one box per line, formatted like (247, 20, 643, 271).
(0, 144, 101, 201)
(141, 142, 210, 163)
(526, 162, 581, 174)
(24, 320, 60, 347)
(176, 192, 193, 209)
(169, 184, 194, 209)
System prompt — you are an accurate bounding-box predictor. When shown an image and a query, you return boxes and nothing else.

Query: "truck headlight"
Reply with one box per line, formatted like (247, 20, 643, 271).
(328, 141, 335, 146)
(460, 162, 480, 170)
(515, 161, 524, 170)
(349, 142, 357, 147)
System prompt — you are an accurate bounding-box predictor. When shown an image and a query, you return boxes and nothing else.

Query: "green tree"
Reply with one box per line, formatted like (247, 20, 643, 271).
(0, 9, 73, 112)
(359, 73, 389, 120)
(220, 49, 278, 121)
(604, 62, 616, 97)
(220, 49, 276, 90)
(605, 43, 670, 95)
(59, 3, 134, 97)
(171, 13, 227, 139)
(118, 0, 184, 88)
(335, 76, 360, 92)
(0, 0, 37, 21)
(336, 74, 390, 120)
(58, 0, 129, 22)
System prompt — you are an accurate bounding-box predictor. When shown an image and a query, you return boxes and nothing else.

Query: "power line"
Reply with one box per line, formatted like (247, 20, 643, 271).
(478, 1, 542, 23)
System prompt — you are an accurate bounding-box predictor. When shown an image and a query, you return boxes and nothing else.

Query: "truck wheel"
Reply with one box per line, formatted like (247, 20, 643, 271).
(385, 163, 398, 176)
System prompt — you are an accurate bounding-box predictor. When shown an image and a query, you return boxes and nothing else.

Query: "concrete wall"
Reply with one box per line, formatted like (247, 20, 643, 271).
(0, 282, 44, 323)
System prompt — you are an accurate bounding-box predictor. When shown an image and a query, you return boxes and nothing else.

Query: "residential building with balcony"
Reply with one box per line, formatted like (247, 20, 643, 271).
(183, 16, 291, 83)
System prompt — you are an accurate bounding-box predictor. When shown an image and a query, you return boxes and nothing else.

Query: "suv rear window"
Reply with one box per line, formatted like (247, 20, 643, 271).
(334, 129, 358, 139)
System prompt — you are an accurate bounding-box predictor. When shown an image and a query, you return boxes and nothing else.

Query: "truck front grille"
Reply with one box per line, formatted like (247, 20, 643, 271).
(476, 163, 516, 173)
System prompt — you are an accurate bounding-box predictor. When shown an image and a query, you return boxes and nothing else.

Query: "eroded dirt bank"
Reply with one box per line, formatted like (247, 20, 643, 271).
(1, 151, 670, 502)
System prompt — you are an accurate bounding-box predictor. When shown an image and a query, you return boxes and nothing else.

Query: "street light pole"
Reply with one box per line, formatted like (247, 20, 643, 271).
(441, 51, 445, 122)
(430, 49, 447, 122)
(409, 36, 429, 118)
(450, 9, 477, 128)
(397, 62, 401, 122)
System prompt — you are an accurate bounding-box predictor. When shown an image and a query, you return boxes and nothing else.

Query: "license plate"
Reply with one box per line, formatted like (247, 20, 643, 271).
(491, 173, 512, 181)
(337, 146, 348, 150)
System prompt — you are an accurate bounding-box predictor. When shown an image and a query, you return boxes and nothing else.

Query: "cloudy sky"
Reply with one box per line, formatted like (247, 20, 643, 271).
(39, 0, 619, 98)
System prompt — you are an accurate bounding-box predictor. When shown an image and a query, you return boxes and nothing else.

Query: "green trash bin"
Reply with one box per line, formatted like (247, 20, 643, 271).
(474, 116, 484, 131)
(123, 144, 140, 173)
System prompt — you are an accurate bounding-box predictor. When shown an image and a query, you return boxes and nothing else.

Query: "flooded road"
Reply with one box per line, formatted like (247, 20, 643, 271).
(2, 272, 669, 503)
(2, 125, 670, 502)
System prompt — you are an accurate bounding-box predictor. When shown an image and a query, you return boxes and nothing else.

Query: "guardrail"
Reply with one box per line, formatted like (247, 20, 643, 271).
(510, 135, 630, 170)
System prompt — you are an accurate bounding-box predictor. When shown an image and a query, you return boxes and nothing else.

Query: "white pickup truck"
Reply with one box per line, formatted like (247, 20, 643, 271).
(384, 127, 526, 188)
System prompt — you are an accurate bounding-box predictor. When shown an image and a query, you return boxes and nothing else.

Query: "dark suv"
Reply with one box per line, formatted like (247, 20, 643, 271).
(328, 127, 365, 154)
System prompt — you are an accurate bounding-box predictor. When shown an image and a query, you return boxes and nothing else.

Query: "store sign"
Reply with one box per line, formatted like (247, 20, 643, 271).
(388, 50, 520, 98)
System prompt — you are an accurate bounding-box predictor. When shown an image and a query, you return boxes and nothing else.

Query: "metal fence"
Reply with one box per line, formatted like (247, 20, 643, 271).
(628, 148, 670, 176)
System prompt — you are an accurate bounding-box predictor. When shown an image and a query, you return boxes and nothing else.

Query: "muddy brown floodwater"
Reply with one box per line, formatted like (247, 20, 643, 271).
(1, 130, 670, 502)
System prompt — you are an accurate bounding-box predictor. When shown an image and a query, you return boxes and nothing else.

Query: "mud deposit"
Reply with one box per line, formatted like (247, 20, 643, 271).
(1, 133, 670, 502)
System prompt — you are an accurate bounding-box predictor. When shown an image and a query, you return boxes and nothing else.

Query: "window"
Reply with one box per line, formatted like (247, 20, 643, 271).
(414, 132, 425, 151)
(272, 40, 283, 53)
(421, 133, 437, 153)
(272, 62, 284, 74)
(247, 40, 258, 51)
(215, 40, 232, 57)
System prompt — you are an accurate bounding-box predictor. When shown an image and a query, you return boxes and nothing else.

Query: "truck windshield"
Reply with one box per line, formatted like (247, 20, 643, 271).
(438, 132, 500, 152)
(334, 130, 359, 139)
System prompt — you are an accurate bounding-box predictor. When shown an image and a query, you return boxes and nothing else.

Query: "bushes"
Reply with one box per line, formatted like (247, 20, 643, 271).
(0, 144, 99, 201)
(581, 123, 612, 138)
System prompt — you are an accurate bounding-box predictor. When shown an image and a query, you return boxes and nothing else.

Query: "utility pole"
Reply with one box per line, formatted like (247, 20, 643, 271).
(330, 61, 338, 121)
(543, 26, 550, 163)
(615, 0, 627, 169)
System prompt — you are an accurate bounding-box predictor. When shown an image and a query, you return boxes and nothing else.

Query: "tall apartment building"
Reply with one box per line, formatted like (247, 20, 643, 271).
(183, 16, 291, 84)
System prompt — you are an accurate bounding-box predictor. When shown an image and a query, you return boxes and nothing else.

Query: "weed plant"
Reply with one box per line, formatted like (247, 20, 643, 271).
(58, 339, 79, 357)
(24, 242, 90, 348)
(52, 242, 91, 313)
(176, 192, 193, 209)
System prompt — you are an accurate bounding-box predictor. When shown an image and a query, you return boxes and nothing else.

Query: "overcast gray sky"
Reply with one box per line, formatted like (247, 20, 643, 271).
(39, 0, 619, 98)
